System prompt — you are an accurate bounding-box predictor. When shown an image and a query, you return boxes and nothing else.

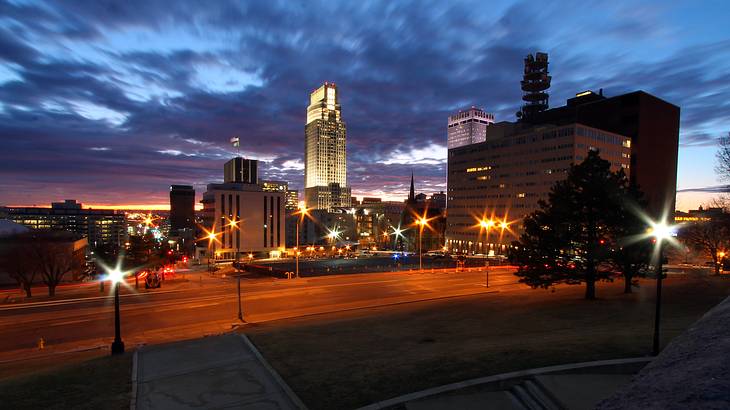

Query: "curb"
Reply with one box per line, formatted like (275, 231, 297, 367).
(357, 356, 653, 410)
(130, 349, 139, 410)
(238, 333, 308, 410)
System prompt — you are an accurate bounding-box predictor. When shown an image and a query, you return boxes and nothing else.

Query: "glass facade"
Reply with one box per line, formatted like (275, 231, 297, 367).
(304, 82, 351, 210)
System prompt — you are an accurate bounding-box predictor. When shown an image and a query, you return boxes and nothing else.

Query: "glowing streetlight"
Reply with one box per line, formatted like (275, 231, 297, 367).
(107, 266, 126, 355)
(415, 215, 431, 272)
(293, 205, 312, 279)
(647, 219, 676, 356)
(198, 227, 220, 273)
(227, 216, 244, 323)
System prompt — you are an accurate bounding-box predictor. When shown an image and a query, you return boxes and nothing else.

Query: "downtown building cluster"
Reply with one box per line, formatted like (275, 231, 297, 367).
(191, 81, 445, 260)
(444, 53, 680, 255)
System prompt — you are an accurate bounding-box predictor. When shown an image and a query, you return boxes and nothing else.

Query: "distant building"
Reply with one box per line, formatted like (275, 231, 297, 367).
(430, 192, 447, 210)
(401, 174, 446, 252)
(224, 157, 258, 184)
(286, 190, 299, 211)
(169, 185, 195, 235)
(674, 206, 724, 224)
(0, 200, 125, 248)
(0, 230, 88, 285)
(446, 123, 631, 254)
(260, 180, 288, 193)
(304, 82, 351, 210)
(261, 180, 299, 211)
(361, 197, 382, 205)
(447, 107, 494, 149)
(526, 89, 680, 217)
(200, 161, 285, 259)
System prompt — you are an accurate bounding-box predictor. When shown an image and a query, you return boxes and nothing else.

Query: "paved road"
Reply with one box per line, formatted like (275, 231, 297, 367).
(259, 255, 505, 276)
(0, 266, 519, 362)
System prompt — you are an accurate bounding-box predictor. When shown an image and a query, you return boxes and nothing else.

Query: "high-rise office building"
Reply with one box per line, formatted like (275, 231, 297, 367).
(285, 190, 299, 211)
(199, 162, 285, 259)
(304, 82, 351, 210)
(169, 185, 195, 235)
(224, 157, 258, 184)
(260, 180, 300, 211)
(447, 107, 494, 149)
(527, 90, 680, 217)
(446, 122, 632, 254)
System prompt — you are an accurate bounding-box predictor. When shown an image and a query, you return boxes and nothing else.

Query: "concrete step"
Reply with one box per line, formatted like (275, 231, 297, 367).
(533, 374, 634, 410)
(406, 390, 523, 410)
(510, 383, 544, 410)
(523, 379, 564, 410)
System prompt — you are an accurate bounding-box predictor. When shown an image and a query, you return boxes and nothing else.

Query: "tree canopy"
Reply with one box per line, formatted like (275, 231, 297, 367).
(510, 150, 649, 299)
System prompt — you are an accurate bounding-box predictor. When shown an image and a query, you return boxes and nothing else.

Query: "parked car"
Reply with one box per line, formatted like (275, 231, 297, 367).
(425, 250, 447, 258)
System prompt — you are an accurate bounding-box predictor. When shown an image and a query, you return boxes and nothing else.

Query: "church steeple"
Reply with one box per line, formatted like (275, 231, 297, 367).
(408, 172, 415, 202)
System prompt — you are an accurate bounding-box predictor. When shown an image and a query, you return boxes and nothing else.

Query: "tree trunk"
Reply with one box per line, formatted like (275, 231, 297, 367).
(24, 283, 32, 298)
(585, 261, 596, 300)
(713, 255, 720, 275)
(48, 285, 56, 297)
(585, 279, 596, 299)
(623, 273, 633, 293)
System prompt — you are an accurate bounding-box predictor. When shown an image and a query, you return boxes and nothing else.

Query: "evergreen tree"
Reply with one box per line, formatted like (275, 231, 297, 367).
(511, 150, 638, 299)
(612, 184, 652, 293)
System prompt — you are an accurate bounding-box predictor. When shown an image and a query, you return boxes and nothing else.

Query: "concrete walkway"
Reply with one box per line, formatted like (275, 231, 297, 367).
(133, 333, 306, 409)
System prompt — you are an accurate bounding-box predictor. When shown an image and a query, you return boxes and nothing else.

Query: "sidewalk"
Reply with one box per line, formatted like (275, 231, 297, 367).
(133, 333, 306, 409)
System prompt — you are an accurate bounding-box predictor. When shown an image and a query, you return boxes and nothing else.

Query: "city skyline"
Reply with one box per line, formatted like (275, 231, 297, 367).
(1, 1, 729, 210)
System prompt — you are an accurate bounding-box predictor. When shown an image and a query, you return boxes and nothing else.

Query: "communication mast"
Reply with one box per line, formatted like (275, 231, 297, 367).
(517, 52, 551, 122)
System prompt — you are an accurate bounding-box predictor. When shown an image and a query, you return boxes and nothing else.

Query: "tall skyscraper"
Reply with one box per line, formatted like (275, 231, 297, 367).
(304, 82, 351, 210)
(169, 185, 195, 235)
(447, 107, 494, 149)
(224, 157, 258, 184)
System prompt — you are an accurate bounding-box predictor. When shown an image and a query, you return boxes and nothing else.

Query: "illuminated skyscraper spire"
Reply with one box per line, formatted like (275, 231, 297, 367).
(304, 82, 351, 210)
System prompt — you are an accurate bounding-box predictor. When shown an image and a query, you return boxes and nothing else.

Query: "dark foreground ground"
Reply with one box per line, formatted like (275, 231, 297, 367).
(0, 272, 727, 410)
(245, 273, 730, 410)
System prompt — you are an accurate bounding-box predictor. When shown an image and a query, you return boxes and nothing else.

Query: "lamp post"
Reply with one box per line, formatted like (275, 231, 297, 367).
(294, 205, 310, 279)
(198, 228, 220, 274)
(417, 217, 427, 271)
(228, 217, 244, 323)
(479, 218, 494, 286)
(649, 220, 673, 356)
(108, 268, 125, 355)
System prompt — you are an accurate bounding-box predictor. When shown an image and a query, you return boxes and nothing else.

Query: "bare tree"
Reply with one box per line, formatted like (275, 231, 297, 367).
(34, 240, 83, 297)
(0, 238, 38, 298)
(714, 132, 730, 181)
(681, 219, 729, 275)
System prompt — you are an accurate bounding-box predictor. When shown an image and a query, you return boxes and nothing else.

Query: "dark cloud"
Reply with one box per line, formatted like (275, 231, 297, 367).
(677, 186, 730, 194)
(0, 0, 728, 205)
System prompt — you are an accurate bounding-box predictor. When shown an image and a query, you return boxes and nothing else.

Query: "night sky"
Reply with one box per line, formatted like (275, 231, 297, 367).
(0, 0, 728, 210)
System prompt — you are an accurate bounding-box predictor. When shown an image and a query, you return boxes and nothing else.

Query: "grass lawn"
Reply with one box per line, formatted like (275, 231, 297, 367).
(245, 273, 730, 410)
(0, 352, 132, 410)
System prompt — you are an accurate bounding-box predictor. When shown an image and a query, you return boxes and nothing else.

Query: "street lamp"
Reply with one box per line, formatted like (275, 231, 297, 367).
(390, 225, 406, 250)
(416, 216, 428, 271)
(199, 228, 221, 273)
(108, 267, 125, 355)
(648, 219, 674, 356)
(294, 205, 311, 279)
(227, 217, 244, 323)
(477, 217, 495, 286)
